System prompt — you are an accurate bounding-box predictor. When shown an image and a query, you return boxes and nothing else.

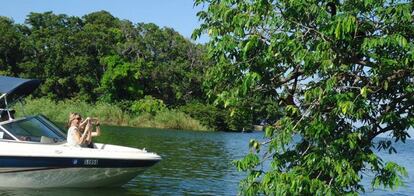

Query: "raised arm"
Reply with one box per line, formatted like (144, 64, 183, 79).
(79, 117, 90, 128)
(72, 127, 90, 145)
(91, 120, 101, 137)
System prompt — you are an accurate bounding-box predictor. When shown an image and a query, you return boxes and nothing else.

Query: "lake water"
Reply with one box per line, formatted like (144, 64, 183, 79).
(0, 126, 413, 195)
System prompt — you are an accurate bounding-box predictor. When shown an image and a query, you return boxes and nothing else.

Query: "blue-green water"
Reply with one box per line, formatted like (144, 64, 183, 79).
(362, 138, 414, 196)
(0, 126, 413, 195)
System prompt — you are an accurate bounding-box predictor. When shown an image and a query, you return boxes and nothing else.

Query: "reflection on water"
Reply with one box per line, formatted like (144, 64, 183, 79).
(97, 127, 262, 195)
(1, 125, 412, 195)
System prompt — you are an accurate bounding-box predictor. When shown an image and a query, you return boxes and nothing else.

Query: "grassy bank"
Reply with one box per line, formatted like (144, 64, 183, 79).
(16, 98, 209, 131)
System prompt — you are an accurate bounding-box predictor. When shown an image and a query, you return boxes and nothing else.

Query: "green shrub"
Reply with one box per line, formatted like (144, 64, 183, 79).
(130, 95, 166, 115)
(130, 113, 155, 128)
(153, 110, 208, 131)
(178, 102, 225, 131)
(17, 97, 208, 131)
(224, 107, 253, 131)
(89, 102, 129, 125)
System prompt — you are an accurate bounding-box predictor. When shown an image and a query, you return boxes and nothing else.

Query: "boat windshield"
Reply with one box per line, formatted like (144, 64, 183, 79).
(0, 115, 66, 143)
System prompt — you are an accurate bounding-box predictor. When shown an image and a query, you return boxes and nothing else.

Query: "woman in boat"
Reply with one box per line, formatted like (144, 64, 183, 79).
(67, 112, 101, 147)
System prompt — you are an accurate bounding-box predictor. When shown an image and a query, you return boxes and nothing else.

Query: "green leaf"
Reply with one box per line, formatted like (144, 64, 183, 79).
(360, 87, 368, 98)
(243, 35, 259, 57)
(335, 21, 342, 39)
(384, 81, 389, 90)
(265, 126, 274, 137)
(241, 72, 261, 95)
(339, 101, 354, 115)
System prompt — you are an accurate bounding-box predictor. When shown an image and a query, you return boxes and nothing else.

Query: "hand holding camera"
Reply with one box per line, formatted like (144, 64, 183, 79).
(90, 118, 100, 126)
(95, 120, 100, 126)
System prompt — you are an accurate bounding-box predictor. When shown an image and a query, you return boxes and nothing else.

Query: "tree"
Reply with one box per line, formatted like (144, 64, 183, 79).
(105, 22, 210, 106)
(0, 17, 24, 76)
(0, 11, 212, 112)
(99, 55, 145, 101)
(18, 11, 121, 101)
(194, 0, 413, 194)
(19, 12, 84, 99)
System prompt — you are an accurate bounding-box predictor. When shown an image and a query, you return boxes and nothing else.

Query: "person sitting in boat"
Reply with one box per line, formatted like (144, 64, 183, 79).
(67, 112, 101, 147)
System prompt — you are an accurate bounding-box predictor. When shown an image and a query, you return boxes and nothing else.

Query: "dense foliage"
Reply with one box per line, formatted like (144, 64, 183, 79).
(0, 11, 207, 105)
(0, 11, 276, 131)
(194, 0, 413, 194)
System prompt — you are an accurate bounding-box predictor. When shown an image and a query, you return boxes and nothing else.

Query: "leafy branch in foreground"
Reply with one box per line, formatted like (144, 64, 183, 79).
(195, 0, 413, 194)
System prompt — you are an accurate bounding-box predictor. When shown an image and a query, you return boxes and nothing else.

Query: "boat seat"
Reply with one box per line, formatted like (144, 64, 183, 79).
(40, 136, 55, 144)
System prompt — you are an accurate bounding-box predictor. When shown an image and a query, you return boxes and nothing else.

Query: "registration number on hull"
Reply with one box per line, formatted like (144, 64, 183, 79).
(84, 159, 99, 165)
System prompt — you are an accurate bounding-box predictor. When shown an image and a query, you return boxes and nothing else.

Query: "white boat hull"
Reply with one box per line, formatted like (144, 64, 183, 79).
(0, 167, 146, 188)
(0, 142, 161, 188)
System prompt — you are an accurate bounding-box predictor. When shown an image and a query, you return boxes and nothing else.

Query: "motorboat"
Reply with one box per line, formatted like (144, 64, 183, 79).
(0, 76, 161, 188)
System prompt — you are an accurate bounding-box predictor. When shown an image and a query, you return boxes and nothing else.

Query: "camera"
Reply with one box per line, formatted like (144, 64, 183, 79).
(89, 118, 99, 125)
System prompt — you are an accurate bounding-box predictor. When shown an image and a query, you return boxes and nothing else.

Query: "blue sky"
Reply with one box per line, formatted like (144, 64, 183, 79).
(0, 0, 208, 43)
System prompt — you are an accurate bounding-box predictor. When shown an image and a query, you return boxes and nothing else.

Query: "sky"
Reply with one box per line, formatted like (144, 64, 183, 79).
(0, 0, 208, 43)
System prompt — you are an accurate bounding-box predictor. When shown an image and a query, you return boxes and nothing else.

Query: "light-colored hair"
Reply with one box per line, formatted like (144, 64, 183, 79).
(67, 112, 81, 128)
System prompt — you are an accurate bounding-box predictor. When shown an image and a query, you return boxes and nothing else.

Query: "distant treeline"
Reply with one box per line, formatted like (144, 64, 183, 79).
(0, 11, 269, 131)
